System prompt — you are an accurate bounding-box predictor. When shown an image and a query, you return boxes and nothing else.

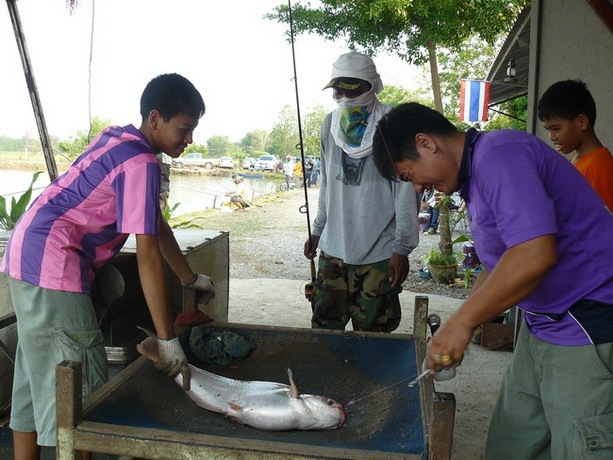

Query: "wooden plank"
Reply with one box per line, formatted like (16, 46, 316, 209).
(55, 360, 83, 460)
(71, 421, 423, 460)
(413, 295, 429, 341)
(429, 392, 456, 460)
(5, 0, 58, 181)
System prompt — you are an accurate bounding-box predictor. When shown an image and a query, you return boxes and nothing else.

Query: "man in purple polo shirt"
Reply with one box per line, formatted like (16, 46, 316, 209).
(1, 73, 216, 459)
(372, 102, 613, 459)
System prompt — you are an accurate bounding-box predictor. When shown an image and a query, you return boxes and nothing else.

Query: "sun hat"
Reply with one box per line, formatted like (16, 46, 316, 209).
(323, 51, 383, 94)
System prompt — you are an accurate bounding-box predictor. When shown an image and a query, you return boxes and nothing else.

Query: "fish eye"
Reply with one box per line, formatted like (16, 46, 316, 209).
(327, 400, 334, 406)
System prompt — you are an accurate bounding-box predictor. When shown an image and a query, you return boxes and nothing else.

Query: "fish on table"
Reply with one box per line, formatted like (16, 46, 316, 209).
(137, 330, 348, 431)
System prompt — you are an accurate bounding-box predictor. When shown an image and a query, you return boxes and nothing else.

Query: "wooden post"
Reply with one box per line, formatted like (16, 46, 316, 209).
(413, 295, 429, 341)
(5, 0, 59, 181)
(56, 360, 83, 460)
(429, 392, 456, 459)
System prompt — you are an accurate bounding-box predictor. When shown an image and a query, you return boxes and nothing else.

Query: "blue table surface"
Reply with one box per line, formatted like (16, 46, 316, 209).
(86, 325, 426, 457)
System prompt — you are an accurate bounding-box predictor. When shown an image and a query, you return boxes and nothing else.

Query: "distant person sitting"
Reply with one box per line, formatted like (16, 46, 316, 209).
(230, 174, 250, 211)
(538, 79, 613, 211)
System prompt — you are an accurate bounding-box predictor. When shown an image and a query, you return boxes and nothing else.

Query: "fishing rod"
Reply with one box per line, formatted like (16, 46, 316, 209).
(287, 0, 316, 301)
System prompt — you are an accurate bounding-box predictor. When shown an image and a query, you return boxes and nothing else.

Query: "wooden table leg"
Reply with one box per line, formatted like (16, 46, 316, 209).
(56, 360, 83, 460)
(429, 392, 456, 459)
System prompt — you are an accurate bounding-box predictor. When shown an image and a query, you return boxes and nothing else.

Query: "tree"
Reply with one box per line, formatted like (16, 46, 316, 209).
(240, 130, 270, 154)
(57, 117, 111, 160)
(184, 143, 208, 155)
(267, 0, 527, 114)
(378, 85, 432, 107)
(268, 105, 299, 158)
(486, 96, 528, 131)
(206, 135, 233, 157)
(302, 105, 327, 157)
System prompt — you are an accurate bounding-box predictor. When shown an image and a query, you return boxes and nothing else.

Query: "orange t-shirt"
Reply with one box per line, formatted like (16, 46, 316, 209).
(573, 147, 613, 211)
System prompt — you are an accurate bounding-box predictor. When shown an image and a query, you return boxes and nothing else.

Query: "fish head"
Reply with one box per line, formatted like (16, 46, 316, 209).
(296, 395, 348, 430)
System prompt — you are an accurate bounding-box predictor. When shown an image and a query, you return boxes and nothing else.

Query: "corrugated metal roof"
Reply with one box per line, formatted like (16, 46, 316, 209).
(486, 7, 531, 106)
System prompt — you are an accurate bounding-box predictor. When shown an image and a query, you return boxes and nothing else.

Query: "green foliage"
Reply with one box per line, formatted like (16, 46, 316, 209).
(463, 267, 473, 288)
(240, 130, 271, 154)
(207, 135, 234, 156)
(184, 143, 208, 155)
(378, 85, 432, 107)
(267, 0, 527, 65)
(302, 105, 328, 157)
(268, 105, 300, 157)
(486, 96, 528, 131)
(436, 36, 496, 121)
(0, 135, 44, 154)
(423, 247, 458, 267)
(162, 202, 204, 229)
(57, 117, 111, 161)
(0, 171, 43, 230)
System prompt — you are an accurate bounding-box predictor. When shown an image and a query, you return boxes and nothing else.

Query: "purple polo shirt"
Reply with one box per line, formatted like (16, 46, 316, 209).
(459, 129, 613, 345)
(1, 124, 160, 294)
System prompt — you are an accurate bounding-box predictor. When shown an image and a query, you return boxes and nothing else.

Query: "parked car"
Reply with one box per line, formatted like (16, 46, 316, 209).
(172, 152, 218, 169)
(218, 157, 235, 169)
(253, 154, 281, 172)
(242, 157, 256, 169)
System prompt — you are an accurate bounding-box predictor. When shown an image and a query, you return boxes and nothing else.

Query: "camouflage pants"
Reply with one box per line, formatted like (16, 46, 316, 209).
(311, 252, 401, 332)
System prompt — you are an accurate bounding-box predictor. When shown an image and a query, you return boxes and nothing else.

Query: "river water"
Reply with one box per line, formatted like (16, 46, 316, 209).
(0, 170, 281, 216)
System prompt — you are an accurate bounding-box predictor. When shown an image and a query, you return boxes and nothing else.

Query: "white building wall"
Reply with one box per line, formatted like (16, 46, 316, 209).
(528, 0, 613, 149)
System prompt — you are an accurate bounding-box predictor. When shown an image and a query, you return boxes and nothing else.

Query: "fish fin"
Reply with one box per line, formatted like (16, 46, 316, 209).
(229, 403, 244, 412)
(287, 368, 300, 398)
(136, 327, 162, 363)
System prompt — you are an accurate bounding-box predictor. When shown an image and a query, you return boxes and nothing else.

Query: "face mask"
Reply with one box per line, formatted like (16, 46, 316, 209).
(334, 89, 376, 109)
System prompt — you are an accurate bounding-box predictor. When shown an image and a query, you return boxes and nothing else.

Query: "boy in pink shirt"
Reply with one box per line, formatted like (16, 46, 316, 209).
(1, 73, 215, 459)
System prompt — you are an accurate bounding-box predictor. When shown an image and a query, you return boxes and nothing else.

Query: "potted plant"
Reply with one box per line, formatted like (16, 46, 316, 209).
(424, 247, 458, 284)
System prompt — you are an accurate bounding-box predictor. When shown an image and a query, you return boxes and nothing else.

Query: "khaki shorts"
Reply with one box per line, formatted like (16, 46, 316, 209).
(8, 278, 108, 447)
(486, 322, 613, 459)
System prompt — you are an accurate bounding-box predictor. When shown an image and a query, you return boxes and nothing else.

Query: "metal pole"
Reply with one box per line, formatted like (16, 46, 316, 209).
(6, 0, 59, 181)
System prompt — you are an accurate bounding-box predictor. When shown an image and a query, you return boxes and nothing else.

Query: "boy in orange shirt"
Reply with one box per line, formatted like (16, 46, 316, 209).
(538, 79, 613, 211)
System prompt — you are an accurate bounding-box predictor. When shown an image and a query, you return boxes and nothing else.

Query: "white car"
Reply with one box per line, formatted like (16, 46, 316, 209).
(242, 157, 256, 169)
(172, 152, 217, 169)
(254, 155, 281, 172)
(218, 157, 235, 169)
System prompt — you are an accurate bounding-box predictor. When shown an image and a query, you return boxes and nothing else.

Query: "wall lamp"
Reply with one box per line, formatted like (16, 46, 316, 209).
(504, 59, 517, 83)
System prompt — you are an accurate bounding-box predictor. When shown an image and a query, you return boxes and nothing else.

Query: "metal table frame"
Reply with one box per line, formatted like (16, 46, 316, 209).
(56, 296, 455, 459)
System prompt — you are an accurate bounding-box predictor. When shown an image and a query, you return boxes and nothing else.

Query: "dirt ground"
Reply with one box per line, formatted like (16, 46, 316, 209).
(200, 188, 514, 459)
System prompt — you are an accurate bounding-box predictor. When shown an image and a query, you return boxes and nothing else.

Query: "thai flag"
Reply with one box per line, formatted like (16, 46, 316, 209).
(459, 80, 491, 122)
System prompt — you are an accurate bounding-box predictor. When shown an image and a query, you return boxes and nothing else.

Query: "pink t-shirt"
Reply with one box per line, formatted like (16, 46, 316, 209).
(1, 125, 160, 293)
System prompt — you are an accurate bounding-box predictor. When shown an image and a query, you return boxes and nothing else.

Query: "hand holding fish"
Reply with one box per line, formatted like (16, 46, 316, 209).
(137, 328, 191, 391)
(157, 336, 191, 389)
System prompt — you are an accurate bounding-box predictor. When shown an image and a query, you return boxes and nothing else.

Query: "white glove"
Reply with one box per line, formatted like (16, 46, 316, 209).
(189, 273, 216, 304)
(157, 337, 191, 391)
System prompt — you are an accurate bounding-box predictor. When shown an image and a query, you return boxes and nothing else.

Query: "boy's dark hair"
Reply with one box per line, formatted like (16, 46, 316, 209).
(537, 79, 596, 126)
(373, 102, 457, 181)
(140, 73, 205, 122)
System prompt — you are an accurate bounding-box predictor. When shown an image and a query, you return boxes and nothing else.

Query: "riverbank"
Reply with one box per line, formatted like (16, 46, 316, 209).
(174, 187, 474, 300)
